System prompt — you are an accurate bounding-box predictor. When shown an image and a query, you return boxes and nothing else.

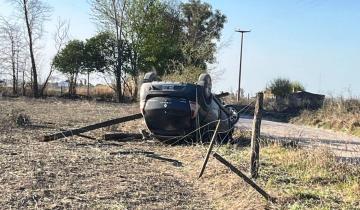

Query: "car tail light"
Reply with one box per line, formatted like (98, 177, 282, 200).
(189, 101, 199, 119)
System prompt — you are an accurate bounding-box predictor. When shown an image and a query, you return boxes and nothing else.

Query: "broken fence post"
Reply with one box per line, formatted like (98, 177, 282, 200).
(198, 120, 221, 178)
(103, 133, 143, 141)
(42, 113, 143, 142)
(250, 92, 263, 179)
(213, 152, 275, 202)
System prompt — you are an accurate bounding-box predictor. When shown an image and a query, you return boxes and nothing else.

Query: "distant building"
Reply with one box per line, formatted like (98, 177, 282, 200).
(288, 91, 325, 109)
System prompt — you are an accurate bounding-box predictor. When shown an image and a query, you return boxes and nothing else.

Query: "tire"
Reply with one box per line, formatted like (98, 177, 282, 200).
(225, 105, 240, 126)
(197, 73, 212, 110)
(143, 72, 157, 83)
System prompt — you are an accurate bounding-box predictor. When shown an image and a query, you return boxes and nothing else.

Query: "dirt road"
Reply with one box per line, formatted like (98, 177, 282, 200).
(237, 116, 360, 162)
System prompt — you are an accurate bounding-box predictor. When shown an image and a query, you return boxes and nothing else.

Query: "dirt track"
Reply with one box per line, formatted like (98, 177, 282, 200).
(237, 116, 360, 161)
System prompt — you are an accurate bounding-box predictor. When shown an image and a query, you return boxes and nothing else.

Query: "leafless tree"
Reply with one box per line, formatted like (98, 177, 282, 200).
(0, 17, 26, 95)
(90, 0, 127, 102)
(40, 18, 70, 96)
(9, 0, 52, 97)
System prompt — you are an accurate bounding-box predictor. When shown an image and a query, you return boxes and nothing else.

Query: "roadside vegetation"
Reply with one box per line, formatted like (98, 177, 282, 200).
(218, 140, 360, 209)
(217, 130, 360, 209)
(266, 78, 305, 98)
(291, 97, 360, 137)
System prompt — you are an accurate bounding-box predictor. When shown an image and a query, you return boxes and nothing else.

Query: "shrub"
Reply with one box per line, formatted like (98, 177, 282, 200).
(268, 78, 293, 98)
(162, 65, 205, 83)
(292, 81, 305, 92)
(267, 78, 306, 98)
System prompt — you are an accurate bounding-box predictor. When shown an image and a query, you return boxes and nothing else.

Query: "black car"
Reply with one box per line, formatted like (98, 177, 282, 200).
(140, 72, 239, 142)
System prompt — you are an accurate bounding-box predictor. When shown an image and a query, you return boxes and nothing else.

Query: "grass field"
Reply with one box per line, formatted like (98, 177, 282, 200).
(0, 98, 359, 209)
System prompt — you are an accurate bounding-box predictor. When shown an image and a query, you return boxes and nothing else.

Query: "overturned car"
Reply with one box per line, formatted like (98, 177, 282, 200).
(140, 72, 239, 142)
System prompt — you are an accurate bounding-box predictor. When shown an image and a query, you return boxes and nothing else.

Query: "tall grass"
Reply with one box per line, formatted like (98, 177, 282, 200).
(292, 97, 360, 136)
(218, 142, 360, 209)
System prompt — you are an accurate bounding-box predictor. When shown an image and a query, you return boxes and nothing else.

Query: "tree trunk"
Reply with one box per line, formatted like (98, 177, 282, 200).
(131, 50, 138, 101)
(11, 39, 17, 95)
(12, 57, 16, 95)
(12, 66, 16, 95)
(133, 75, 138, 101)
(113, 0, 127, 102)
(16, 48, 19, 94)
(73, 73, 78, 96)
(115, 70, 121, 101)
(87, 70, 90, 98)
(40, 64, 54, 96)
(22, 70, 25, 96)
(23, 0, 39, 98)
(113, 0, 122, 102)
(69, 76, 74, 96)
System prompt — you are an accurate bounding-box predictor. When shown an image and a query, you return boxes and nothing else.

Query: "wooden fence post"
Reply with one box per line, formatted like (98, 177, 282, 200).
(250, 92, 263, 178)
(42, 113, 143, 142)
(213, 153, 275, 202)
(198, 120, 221, 178)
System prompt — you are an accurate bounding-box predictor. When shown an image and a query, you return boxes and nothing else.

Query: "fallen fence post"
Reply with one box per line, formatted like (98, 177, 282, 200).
(42, 113, 143, 142)
(76, 134, 97, 140)
(213, 152, 275, 202)
(198, 120, 221, 178)
(103, 133, 143, 141)
(250, 92, 263, 178)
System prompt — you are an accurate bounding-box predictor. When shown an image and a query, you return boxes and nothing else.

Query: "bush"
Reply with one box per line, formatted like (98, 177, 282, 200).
(268, 78, 293, 98)
(267, 78, 306, 98)
(292, 81, 305, 92)
(162, 65, 205, 83)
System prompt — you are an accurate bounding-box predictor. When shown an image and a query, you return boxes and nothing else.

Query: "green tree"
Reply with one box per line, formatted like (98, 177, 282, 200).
(180, 0, 226, 69)
(125, 0, 183, 76)
(84, 31, 128, 96)
(90, 0, 127, 102)
(90, 0, 183, 99)
(89, 0, 227, 96)
(53, 40, 85, 96)
(84, 31, 116, 73)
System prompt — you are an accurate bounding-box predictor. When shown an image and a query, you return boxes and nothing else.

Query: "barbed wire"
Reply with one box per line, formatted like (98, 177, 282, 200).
(157, 99, 257, 147)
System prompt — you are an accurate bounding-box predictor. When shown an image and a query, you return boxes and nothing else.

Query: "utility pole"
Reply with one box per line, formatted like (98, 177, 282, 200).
(235, 29, 251, 102)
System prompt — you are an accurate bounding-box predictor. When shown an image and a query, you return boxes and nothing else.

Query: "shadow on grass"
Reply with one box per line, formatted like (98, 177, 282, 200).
(110, 150, 183, 167)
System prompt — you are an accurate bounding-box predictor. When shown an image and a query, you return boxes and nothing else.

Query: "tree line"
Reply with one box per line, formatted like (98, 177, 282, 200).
(0, 0, 226, 102)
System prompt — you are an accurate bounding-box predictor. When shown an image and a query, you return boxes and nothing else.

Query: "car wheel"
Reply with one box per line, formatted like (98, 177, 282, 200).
(225, 105, 240, 125)
(143, 72, 157, 83)
(197, 73, 212, 110)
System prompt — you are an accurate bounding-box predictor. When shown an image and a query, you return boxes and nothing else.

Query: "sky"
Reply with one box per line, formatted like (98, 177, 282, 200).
(1, 0, 360, 97)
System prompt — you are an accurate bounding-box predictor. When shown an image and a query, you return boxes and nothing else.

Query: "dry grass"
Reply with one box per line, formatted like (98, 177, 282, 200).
(0, 98, 359, 209)
(292, 98, 360, 137)
(218, 139, 360, 209)
(43, 85, 115, 99)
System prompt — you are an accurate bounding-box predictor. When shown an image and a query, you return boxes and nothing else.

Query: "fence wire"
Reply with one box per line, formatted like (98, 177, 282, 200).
(158, 99, 257, 148)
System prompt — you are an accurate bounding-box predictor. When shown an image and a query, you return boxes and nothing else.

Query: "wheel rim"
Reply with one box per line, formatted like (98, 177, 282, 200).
(228, 106, 239, 124)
